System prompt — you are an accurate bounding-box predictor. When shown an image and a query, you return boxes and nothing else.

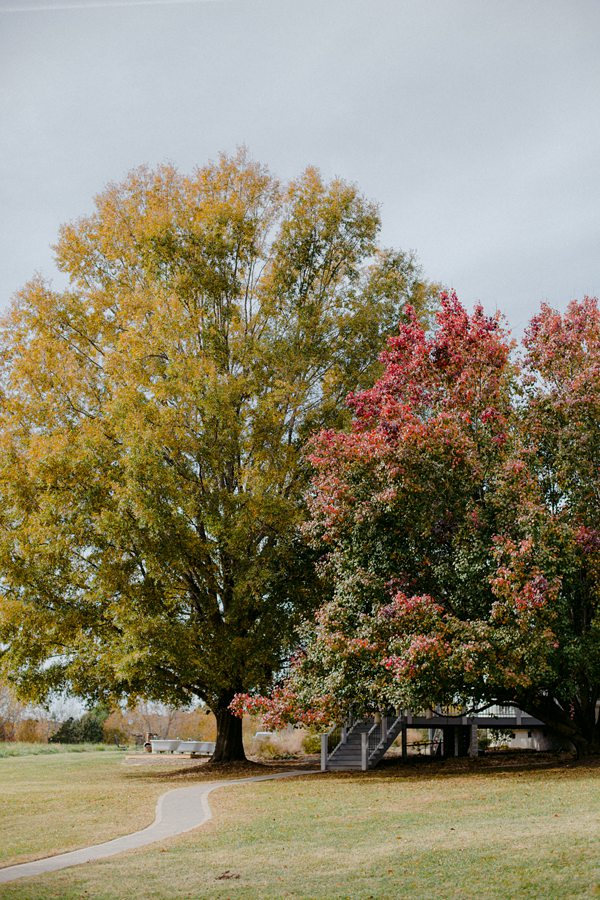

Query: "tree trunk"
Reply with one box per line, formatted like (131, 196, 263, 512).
(211, 702, 246, 763)
(522, 696, 600, 758)
(568, 724, 600, 759)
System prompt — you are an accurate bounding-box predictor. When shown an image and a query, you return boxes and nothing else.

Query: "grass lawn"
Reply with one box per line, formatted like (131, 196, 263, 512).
(0, 749, 241, 867)
(0, 752, 599, 898)
(0, 742, 110, 758)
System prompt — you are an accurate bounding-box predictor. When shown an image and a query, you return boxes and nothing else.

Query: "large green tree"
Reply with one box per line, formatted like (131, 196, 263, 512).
(0, 151, 435, 760)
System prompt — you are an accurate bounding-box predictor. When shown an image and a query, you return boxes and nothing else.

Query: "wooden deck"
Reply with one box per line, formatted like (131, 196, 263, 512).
(322, 707, 548, 771)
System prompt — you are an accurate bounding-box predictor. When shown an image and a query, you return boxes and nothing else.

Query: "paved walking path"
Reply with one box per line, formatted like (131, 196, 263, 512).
(0, 769, 316, 885)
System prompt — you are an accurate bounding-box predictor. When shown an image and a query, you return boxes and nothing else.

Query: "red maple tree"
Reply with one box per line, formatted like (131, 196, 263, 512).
(234, 294, 600, 756)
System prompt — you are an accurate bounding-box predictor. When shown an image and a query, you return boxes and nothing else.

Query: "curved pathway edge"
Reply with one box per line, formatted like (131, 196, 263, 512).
(0, 769, 318, 885)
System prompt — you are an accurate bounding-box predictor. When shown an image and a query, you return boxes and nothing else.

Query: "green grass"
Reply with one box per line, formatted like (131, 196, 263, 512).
(0, 742, 110, 758)
(0, 754, 599, 898)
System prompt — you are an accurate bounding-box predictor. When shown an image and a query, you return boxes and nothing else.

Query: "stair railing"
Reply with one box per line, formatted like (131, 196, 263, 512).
(321, 723, 342, 771)
(360, 718, 381, 770)
(361, 712, 406, 769)
(321, 716, 359, 770)
(431, 727, 444, 756)
(324, 711, 406, 771)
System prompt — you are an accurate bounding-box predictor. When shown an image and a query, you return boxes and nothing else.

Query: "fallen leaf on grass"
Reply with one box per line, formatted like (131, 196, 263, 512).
(216, 870, 241, 881)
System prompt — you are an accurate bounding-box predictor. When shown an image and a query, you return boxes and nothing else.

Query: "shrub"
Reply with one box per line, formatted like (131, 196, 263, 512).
(250, 729, 305, 759)
(478, 731, 491, 752)
(50, 707, 109, 744)
(14, 719, 47, 743)
(301, 733, 322, 754)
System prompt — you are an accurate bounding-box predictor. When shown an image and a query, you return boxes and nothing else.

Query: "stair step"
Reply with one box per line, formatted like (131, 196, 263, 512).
(325, 715, 407, 771)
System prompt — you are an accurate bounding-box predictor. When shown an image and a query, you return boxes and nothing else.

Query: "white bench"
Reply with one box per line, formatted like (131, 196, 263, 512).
(176, 741, 215, 755)
(150, 739, 216, 755)
(150, 739, 181, 754)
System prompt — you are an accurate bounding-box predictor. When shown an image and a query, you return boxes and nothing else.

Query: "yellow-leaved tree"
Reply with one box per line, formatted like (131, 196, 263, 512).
(0, 151, 436, 760)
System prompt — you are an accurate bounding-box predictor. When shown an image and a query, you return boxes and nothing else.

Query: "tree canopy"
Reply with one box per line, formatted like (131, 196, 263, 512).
(236, 294, 600, 756)
(0, 151, 435, 760)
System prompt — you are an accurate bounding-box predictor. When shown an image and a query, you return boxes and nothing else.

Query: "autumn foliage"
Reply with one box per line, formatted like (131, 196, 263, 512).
(235, 294, 600, 755)
(0, 152, 436, 762)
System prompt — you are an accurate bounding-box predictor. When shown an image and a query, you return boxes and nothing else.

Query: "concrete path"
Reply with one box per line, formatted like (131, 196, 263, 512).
(0, 769, 316, 885)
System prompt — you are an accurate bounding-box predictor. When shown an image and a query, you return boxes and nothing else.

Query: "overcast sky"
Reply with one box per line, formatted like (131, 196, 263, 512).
(1, 0, 599, 334)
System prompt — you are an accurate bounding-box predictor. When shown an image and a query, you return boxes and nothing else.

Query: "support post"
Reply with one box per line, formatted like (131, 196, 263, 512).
(381, 715, 388, 742)
(401, 723, 408, 759)
(468, 721, 478, 757)
(361, 731, 368, 771)
(454, 726, 460, 757)
(321, 734, 328, 772)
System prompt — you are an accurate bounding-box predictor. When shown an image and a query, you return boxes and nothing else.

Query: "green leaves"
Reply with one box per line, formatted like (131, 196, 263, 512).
(0, 151, 434, 752)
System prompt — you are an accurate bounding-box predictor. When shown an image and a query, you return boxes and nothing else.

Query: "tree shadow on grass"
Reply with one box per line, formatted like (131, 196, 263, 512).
(123, 757, 318, 783)
(325, 750, 595, 784)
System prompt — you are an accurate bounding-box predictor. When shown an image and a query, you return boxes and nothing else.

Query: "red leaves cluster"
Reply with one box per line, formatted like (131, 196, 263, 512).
(306, 292, 514, 540)
(230, 687, 333, 730)
(235, 296, 600, 735)
(350, 292, 512, 427)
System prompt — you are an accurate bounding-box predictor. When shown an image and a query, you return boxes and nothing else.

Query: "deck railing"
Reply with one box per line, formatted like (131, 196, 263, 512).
(479, 704, 518, 718)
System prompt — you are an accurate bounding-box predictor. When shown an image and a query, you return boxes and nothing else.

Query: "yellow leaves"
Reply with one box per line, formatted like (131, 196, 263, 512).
(0, 596, 25, 634)
(0, 150, 437, 717)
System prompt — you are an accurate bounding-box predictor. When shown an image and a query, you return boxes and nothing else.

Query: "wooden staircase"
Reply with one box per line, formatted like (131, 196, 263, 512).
(323, 714, 405, 771)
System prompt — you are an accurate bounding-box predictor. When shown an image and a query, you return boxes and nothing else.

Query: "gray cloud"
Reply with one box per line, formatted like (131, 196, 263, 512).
(1, 0, 599, 335)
